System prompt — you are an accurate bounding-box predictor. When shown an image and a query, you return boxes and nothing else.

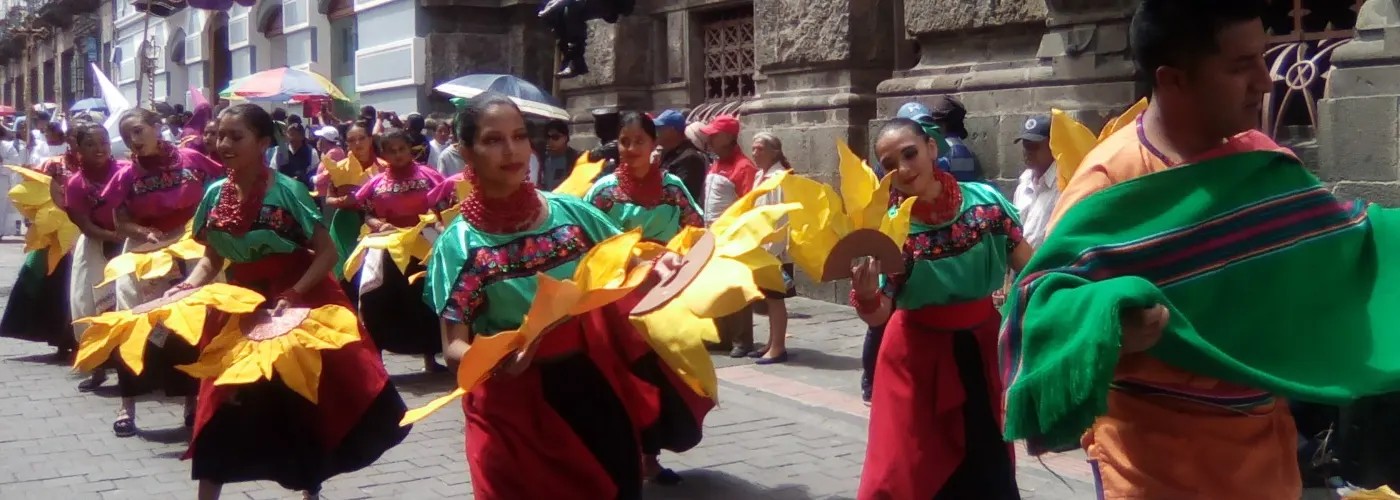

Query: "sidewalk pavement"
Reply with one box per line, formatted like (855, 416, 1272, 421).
(0, 242, 1101, 499)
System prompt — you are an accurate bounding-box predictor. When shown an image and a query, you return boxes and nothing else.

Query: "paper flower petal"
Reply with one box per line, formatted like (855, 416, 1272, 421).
(273, 342, 323, 403)
(879, 197, 917, 254)
(1051, 110, 1099, 191)
(554, 157, 606, 198)
(455, 332, 525, 395)
(138, 252, 176, 281)
(629, 300, 719, 400)
(679, 257, 764, 318)
(837, 140, 877, 227)
(401, 388, 468, 426)
(713, 203, 799, 258)
(117, 318, 155, 375)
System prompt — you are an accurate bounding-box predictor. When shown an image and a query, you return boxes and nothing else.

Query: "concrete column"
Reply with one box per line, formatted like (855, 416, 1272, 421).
(1318, 0, 1400, 205)
(738, 0, 899, 301)
(557, 14, 660, 143)
(875, 0, 1136, 189)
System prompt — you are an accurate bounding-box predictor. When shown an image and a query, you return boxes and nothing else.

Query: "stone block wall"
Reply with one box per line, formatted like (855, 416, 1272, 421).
(1317, 0, 1400, 207)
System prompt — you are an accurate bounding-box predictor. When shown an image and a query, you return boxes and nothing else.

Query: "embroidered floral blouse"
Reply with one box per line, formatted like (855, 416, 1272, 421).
(192, 174, 324, 263)
(423, 191, 622, 337)
(583, 172, 703, 243)
(881, 181, 1024, 309)
(102, 147, 224, 233)
(352, 164, 447, 227)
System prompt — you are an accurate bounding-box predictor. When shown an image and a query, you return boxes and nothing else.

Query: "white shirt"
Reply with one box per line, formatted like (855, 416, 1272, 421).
(436, 146, 466, 177)
(427, 140, 449, 170)
(703, 172, 736, 225)
(752, 164, 789, 262)
(1013, 164, 1060, 249)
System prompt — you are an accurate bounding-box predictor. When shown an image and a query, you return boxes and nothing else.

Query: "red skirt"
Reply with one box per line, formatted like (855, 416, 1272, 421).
(614, 290, 716, 454)
(857, 298, 1019, 500)
(465, 302, 661, 500)
(186, 250, 407, 489)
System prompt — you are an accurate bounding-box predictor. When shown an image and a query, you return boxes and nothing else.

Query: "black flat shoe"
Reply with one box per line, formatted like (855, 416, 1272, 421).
(755, 352, 789, 365)
(78, 373, 107, 392)
(650, 468, 682, 485)
(113, 416, 136, 437)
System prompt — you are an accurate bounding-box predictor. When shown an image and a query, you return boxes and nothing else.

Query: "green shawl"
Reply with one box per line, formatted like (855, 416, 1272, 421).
(328, 208, 364, 279)
(1001, 150, 1400, 452)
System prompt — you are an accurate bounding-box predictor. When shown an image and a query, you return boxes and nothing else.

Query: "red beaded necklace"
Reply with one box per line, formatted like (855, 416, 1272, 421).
(210, 167, 270, 237)
(616, 159, 663, 207)
(460, 167, 542, 234)
(893, 169, 963, 226)
(132, 141, 181, 172)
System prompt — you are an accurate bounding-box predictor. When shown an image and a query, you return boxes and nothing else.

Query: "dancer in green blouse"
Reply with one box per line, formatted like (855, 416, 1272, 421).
(852, 118, 1033, 500)
(179, 104, 409, 500)
(583, 111, 703, 244)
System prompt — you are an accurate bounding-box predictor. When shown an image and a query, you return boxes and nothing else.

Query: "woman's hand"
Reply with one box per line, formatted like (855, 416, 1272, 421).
(650, 252, 684, 282)
(140, 227, 163, 244)
(270, 297, 291, 317)
(163, 282, 195, 298)
(851, 257, 881, 301)
(1121, 305, 1168, 353)
(495, 349, 534, 377)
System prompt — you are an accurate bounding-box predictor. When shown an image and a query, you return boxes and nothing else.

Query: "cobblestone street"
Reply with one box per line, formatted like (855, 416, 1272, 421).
(0, 241, 1096, 499)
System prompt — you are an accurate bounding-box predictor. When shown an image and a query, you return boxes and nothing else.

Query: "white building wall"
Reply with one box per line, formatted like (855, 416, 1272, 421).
(352, 0, 424, 113)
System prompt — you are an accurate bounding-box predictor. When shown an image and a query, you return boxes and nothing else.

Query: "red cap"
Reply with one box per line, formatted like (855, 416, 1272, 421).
(700, 115, 740, 136)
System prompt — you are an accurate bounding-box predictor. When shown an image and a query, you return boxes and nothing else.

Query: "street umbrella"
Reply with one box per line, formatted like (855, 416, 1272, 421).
(70, 98, 108, 114)
(220, 67, 349, 103)
(0, 106, 15, 117)
(435, 74, 568, 120)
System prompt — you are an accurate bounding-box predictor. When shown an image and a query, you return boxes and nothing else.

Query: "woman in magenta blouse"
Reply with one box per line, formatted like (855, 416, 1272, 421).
(99, 108, 225, 436)
(332, 128, 448, 372)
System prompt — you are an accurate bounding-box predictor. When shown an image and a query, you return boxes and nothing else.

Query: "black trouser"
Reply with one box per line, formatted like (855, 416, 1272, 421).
(860, 323, 885, 397)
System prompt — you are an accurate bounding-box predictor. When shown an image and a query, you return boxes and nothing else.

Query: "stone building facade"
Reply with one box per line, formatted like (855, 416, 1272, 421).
(557, 0, 1381, 302)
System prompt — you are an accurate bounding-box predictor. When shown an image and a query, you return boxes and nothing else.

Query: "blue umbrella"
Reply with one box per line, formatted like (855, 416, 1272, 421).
(70, 97, 108, 114)
(435, 74, 568, 120)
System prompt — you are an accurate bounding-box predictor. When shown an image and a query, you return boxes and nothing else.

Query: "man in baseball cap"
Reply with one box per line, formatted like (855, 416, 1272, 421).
(1012, 114, 1059, 249)
(893, 102, 953, 175)
(653, 110, 707, 205)
(699, 114, 761, 358)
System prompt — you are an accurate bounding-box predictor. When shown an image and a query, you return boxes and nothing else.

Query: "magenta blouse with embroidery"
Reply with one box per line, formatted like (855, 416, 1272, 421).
(353, 164, 447, 227)
(64, 159, 127, 231)
(102, 147, 224, 233)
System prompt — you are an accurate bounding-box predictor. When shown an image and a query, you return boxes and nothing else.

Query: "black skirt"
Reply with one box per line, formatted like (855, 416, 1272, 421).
(359, 256, 440, 356)
(191, 379, 411, 491)
(630, 352, 702, 455)
(0, 251, 73, 351)
(115, 335, 200, 398)
(935, 330, 1021, 500)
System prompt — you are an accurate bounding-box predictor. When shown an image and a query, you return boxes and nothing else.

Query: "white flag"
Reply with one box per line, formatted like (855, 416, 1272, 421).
(89, 63, 130, 156)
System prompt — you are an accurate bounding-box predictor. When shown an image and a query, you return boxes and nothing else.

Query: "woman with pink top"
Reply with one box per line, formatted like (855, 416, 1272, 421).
(101, 108, 225, 436)
(330, 128, 449, 372)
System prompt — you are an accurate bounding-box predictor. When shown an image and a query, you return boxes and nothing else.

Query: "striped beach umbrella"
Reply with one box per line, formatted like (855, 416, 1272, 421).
(220, 67, 349, 103)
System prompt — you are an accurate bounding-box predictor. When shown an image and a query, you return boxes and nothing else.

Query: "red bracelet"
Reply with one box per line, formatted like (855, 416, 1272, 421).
(849, 289, 882, 315)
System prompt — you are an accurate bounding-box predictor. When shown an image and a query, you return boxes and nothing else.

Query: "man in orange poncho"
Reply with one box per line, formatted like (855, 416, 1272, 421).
(1045, 1, 1302, 498)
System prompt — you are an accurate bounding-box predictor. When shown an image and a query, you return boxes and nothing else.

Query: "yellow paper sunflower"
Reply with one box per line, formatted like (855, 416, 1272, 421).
(1050, 98, 1148, 190)
(624, 172, 799, 401)
(553, 155, 607, 198)
(783, 140, 917, 282)
(326, 154, 371, 188)
(177, 304, 361, 403)
(73, 283, 267, 375)
(401, 229, 651, 425)
(6, 165, 79, 274)
(99, 221, 206, 287)
(343, 214, 439, 280)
